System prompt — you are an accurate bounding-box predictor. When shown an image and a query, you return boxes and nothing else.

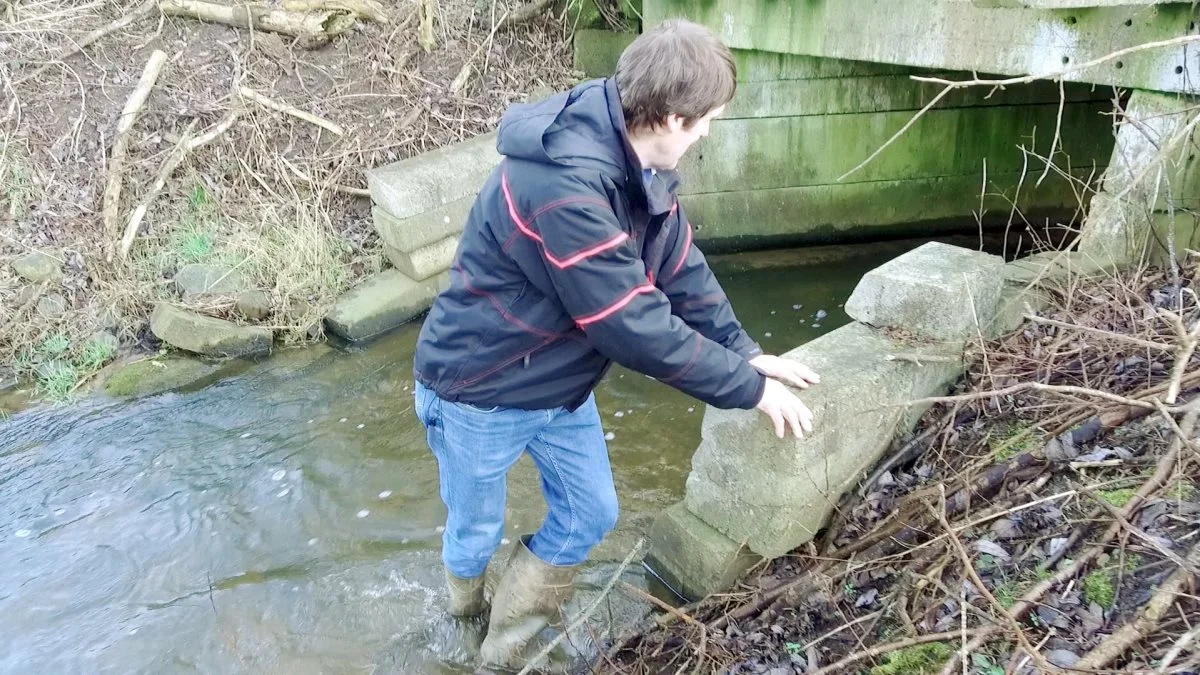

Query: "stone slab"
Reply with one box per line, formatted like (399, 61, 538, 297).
(12, 251, 62, 284)
(175, 263, 248, 299)
(680, 101, 1113, 194)
(150, 303, 273, 358)
(324, 269, 449, 342)
(384, 235, 459, 281)
(366, 132, 499, 221)
(685, 322, 963, 558)
(1005, 250, 1119, 287)
(645, 0, 1200, 93)
(574, 29, 637, 79)
(845, 242, 1006, 341)
(645, 502, 762, 602)
(374, 197, 475, 254)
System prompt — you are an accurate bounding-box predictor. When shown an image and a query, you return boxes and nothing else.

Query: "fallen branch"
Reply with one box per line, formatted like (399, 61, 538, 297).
(158, 0, 373, 46)
(905, 381, 1164, 412)
(516, 539, 644, 675)
(1023, 313, 1173, 352)
(1161, 309, 1200, 405)
(16, 0, 157, 86)
(119, 111, 238, 259)
(619, 581, 708, 675)
(103, 49, 168, 260)
(1075, 540, 1200, 670)
(237, 86, 343, 136)
(500, 0, 555, 27)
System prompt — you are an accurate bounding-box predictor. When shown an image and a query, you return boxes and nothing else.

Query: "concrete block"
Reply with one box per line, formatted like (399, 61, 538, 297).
(645, 502, 761, 602)
(645, 0, 1199, 93)
(324, 269, 450, 342)
(1077, 193, 1154, 266)
(684, 322, 963, 558)
(367, 132, 499, 221)
(150, 303, 273, 358)
(988, 283, 1051, 339)
(1004, 250, 1118, 287)
(680, 101, 1113, 194)
(374, 196, 474, 254)
(574, 29, 637, 78)
(384, 235, 459, 280)
(844, 242, 1006, 341)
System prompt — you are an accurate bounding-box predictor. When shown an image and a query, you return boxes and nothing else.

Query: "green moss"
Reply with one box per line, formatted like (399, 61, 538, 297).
(1098, 488, 1137, 508)
(990, 421, 1042, 460)
(1083, 568, 1116, 610)
(102, 357, 218, 398)
(871, 643, 953, 675)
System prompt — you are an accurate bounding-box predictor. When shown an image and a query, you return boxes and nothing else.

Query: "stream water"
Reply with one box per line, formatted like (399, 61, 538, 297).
(0, 236, 993, 674)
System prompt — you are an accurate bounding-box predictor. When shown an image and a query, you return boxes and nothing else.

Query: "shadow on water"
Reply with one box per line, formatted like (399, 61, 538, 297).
(0, 235, 1007, 674)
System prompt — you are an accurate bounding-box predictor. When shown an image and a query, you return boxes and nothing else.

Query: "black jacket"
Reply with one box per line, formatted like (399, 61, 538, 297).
(413, 78, 766, 411)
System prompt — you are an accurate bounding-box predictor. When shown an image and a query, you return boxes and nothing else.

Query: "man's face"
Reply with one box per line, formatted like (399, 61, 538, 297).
(650, 105, 724, 170)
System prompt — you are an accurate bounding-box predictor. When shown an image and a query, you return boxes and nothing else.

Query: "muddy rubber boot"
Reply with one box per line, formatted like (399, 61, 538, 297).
(447, 568, 489, 618)
(478, 537, 578, 673)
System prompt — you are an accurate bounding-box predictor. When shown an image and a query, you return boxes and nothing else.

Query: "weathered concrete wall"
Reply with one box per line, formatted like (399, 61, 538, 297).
(644, 0, 1199, 93)
(674, 48, 1114, 249)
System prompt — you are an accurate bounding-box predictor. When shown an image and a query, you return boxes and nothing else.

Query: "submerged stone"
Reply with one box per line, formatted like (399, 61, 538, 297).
(150, 303, 272, 357)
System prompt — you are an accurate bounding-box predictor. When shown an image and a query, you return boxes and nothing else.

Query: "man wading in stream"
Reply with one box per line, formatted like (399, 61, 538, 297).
(412, 19, 820, 672)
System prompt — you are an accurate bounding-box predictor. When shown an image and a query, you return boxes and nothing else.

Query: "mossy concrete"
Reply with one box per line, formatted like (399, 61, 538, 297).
(678, 170, 1092, 250)
(681, 101, 1113, 193)
(100, 357, 222, 398)
(644, 502, 761, 601)
(573, 29, 637, 78)
(324, 269, 450, 342)
(644, 0, 1200, 93)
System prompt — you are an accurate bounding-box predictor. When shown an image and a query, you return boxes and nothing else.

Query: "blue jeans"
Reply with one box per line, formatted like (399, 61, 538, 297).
(414, 381, 619, 578)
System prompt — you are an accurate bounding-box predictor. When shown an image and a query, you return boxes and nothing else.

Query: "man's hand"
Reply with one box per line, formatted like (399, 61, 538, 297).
(749, 354, 821, 389)
(755, 378, 814, 439)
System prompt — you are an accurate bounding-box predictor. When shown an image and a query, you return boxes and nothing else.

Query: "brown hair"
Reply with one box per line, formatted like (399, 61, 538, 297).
(615, 19, 737, 133)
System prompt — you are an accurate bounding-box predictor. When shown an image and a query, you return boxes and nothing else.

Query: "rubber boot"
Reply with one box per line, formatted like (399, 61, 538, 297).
(478, 537, 578, 673)
(446, 568, 488, 618)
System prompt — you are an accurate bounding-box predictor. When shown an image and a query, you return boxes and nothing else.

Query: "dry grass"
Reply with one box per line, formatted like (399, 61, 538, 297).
(0, 0, 578, 400)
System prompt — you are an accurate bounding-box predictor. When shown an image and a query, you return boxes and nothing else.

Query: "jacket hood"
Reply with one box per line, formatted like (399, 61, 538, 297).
(496, 79, 632, 182)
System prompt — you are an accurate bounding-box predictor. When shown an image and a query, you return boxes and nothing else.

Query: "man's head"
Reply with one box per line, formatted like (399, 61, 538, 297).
(615, 19, 736, 171)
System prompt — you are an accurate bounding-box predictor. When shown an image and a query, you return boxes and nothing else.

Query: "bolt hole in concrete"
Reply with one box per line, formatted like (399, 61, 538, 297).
(1066, 15, 1077, 25)
(1116, 61, 1124, 69)
(1062, 56, 1071, 64)
(1125, 18, 1134, 27)
(1177, 65, 1186, 74)
(1190, 21, 1196, 31)
(0, 232, 1047, 672)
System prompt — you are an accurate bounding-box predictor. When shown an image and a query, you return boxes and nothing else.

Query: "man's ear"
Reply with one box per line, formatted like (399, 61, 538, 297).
(664, 113, 687, 133)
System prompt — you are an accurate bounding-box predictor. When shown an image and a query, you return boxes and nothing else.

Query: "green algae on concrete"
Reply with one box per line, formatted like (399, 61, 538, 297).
(682, 100, 1114, 194)
(101, 357, 222, 398)
(679, 170, 1094, 249)
(573, 29, 637, 78)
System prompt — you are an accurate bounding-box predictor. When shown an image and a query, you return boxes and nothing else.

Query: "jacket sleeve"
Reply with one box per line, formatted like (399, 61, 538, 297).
(656, 203, 764, 362)
(509, 192, 765, 410)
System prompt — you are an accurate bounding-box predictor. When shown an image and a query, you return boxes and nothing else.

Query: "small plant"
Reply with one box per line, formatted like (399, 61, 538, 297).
(972, 653, 1006, 675)
(4, 163, 33, 221)
(993, 579, 1020, 608)
(39, 332, 70, 356)
(78, 339, 117, 371)
(37, 361, 78, 403)
(870, 642, 952, 675)
(1083, 568, 1116, 609)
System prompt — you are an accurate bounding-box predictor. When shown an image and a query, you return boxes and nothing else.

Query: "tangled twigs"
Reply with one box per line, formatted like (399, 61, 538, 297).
(805, 630, 966, 675)
(15, 0, 157, 86)
(238, 87, 343, 136)
(905, 381, 1173, 412)
(929, 495, 1061, 674)
(1161, 309, 1200, 405)
(618, 582, 708, 675)
(939, 401, 1200, 675)
(1076, 540, 1200, 670)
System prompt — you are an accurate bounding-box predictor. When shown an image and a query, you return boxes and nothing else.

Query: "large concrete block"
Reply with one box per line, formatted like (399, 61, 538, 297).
(384, 235, 459, 281)
(645, 502, 761, 602)
(844, 242, 1006, 341)
(324, 269, 449, 342)
(374, 197, 474, 254)
(366, 132, 499, 221)
(684, 322, 963, 558)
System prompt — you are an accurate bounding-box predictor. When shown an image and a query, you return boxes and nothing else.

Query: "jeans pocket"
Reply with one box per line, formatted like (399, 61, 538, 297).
(456, 401, 501, 414)
(414, 383, 438, 428)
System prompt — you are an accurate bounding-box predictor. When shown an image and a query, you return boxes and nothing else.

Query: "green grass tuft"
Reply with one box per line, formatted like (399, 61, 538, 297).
(1098, 488, 1136, 508)
(1083, 568, 1116, 609)
(871, 643, 953, 675)
(39, 332, 70, 356)
(78, 339, 117, 371)
(37, 361, 78, 403)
